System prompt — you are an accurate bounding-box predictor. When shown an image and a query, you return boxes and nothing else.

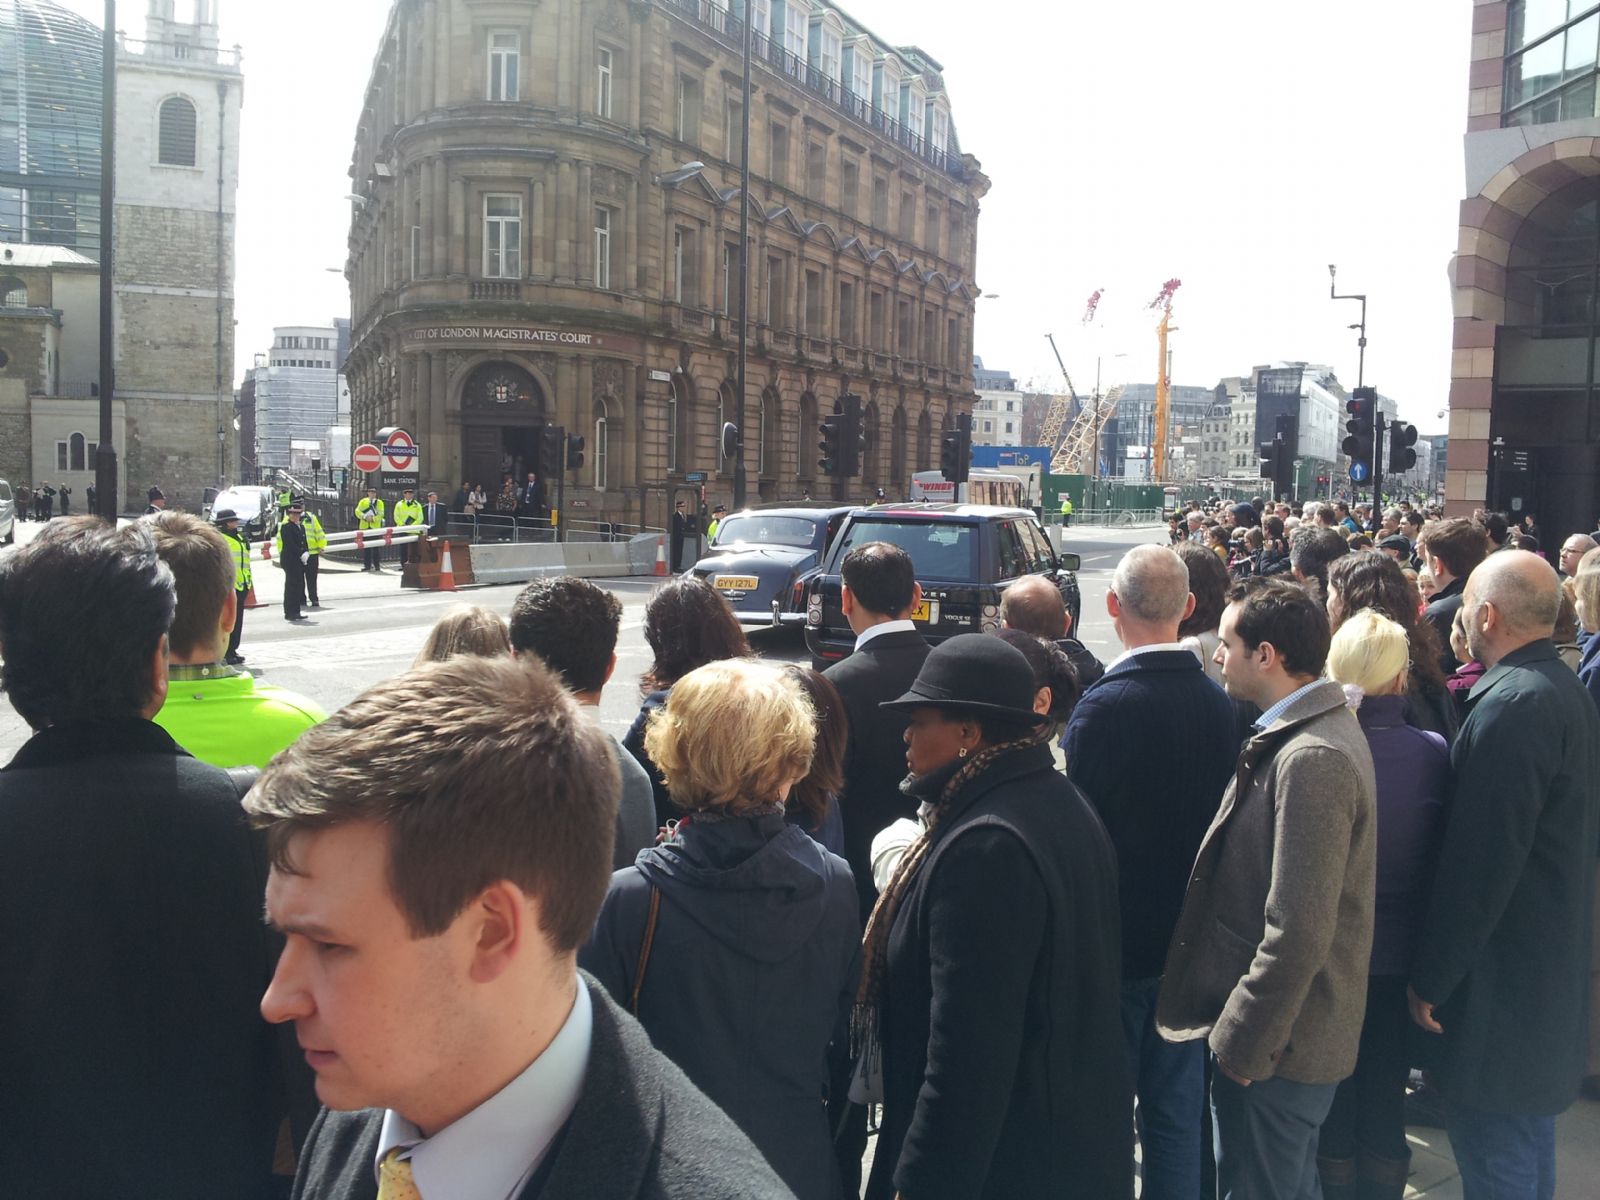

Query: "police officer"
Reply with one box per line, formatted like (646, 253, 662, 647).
(707, 504, 727, 541)
(144, 486, 166, 516)
(215, 508, 252, 664)
(355, 486, 386, 571)
(277, 501, 328, 609)
(393, 486, 424, 564)
(1060, 493, 1074, 527)
(302, 504, 328, 606)
(275, 483, 292, 516)
(280, 502, 310, 621)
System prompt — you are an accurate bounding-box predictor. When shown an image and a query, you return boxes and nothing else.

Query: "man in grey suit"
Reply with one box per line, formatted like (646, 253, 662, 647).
(1158, 577, 1377, 1200)
(1409, 550, 1600, 1200)
(509, 576, 659, 866)
(251, 655, 791, 1200)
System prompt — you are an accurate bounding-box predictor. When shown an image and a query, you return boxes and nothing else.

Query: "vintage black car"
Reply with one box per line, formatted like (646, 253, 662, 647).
(689, 503, 856, 628)
(805, 503, 1081, 666)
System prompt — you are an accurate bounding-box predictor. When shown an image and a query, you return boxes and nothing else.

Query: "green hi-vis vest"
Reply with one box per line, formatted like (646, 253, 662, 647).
(155, 673, 327, 770)
(279, 512, 329, 557)
(393, 499, 424, 527)
(223, 529, 252, 590)
(356, 497, 386, 529)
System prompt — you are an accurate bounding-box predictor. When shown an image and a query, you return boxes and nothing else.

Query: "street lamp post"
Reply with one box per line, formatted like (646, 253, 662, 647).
(1329, 264, 1372, 506)
(733, 3, 751, 511)
(94, 0, 118, 519)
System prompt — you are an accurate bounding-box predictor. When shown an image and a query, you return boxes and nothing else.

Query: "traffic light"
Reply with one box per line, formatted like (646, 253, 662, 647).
(539, 424, 565, 480)
(565, 432, 585, 471)
(939, 412, 972, 485)
(819, 412, 843, 475)
(1388, 421, 1418, 474)
(1258, 437, 1278, 481)
(1343, 386, 1377, 480)
(721, 421, 740, 462)
(838, 393, 864, 479)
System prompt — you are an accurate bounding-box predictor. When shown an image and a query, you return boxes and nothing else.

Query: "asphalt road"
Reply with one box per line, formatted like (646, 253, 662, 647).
(0, 522, 1163, 759)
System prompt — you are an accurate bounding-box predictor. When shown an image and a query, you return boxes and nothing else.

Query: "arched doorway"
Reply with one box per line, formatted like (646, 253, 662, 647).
(460, 361, 547, 492)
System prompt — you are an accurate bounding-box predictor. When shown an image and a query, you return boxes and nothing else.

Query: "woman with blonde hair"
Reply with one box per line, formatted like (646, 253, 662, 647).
(1316, 609, 1450, 1200)
(411, 603, 510, 665)
(582, 659, 859, 1200)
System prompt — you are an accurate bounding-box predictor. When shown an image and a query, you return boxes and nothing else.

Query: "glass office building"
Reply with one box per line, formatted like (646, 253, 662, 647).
(0, 0, 103, 259)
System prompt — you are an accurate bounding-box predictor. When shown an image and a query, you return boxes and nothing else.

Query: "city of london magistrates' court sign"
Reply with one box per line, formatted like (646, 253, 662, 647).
(403, 325, 642, 356)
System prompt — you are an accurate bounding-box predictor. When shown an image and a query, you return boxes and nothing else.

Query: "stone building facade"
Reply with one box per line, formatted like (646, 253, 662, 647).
(1449, 0, 1600, 545)
(342, 0, 988, 526)
(0, 0, 242, 512)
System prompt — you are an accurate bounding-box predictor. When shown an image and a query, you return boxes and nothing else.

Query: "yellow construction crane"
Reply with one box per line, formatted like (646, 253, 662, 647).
(1149, 278, 1181, 481)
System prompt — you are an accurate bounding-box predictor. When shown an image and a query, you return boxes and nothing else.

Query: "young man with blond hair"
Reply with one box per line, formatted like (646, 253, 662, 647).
(251, 656, 790, 1200)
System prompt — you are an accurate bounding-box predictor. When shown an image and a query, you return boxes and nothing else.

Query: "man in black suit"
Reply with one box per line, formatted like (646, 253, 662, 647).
(1409, 550, 1600, 1199)
(670, 499, 691, 572)
(423, 490, 448, 536)
(823, 541, 931, 919)
(250, 655, 791, 1200)
(1063, 544, 1238, 1199)
(521, 471, 545, 517)
(1421, 518, 1489, 675)
(0, 517, 296, 1198)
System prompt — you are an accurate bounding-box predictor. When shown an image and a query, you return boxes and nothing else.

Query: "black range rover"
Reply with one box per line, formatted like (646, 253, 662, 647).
(804, 503, 1081, 666)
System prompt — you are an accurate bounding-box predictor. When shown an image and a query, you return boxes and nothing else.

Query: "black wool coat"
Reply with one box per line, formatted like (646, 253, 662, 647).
(0, 720, 293, 1199)
(290, 976, 797, 1200)
(865, 744, 1133, 1200)
(1411, 640, 1600, 1114)
(822, 627, 931, 919)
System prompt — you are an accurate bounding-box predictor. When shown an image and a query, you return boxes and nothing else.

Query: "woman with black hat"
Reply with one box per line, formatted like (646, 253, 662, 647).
(856, 634, 1133, 1200)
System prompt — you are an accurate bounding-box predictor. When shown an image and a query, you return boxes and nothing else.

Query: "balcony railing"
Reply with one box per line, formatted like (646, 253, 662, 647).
(658, 0, 962, 179)
(472, 280, 523, 301)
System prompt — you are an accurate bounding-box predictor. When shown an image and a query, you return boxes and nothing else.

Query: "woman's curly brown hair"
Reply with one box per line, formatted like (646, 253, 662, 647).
(639, 575, 752, 695)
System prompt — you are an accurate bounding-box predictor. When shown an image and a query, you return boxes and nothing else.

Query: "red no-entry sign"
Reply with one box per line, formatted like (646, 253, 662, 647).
(353, 443, 383, 472)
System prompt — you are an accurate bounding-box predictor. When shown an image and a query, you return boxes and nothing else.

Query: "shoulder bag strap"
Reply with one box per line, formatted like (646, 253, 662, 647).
(630, 885, 662, 1016)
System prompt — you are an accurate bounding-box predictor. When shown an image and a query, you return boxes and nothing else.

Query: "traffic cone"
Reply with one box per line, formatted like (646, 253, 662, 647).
(242, 585, 262, 609)
(436, 541, 458, 592)
(261, 540, 271, 560)
(654, 536, 668, 577)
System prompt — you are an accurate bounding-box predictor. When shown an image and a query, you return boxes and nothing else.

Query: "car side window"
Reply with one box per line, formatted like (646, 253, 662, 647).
(996, 521, 1028, 580)
(1020, 520, 1056, 573)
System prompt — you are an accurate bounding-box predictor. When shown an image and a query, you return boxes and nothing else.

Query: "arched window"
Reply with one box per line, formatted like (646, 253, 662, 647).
(862, 400, 881, 484)
(593, 399, 611, 491)
(891, 405, 907, 485)
(0, 276, 27, 307)
(759, 387, 778, 478)
(798, 392, 818, 480)
(69, 432, 87, 471)
(158, 97, 198, 167)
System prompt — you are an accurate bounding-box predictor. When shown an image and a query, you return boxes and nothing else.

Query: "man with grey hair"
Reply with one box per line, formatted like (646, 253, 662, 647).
(1063, 544, 1238, 1197)
(1289, 525, 1349, 601)
(1410, 551, 1600, 1199)
(1558, 531, 1596, 580)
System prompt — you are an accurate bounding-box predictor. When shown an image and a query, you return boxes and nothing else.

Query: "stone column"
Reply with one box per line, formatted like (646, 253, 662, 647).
(578, 162, 594, 283)
(532, 177, 546, 276)
(626, 176, 640, 293)
(628, 11, 644, 130)
(555, 160, 574, 281)
(451, 172, 468, 276)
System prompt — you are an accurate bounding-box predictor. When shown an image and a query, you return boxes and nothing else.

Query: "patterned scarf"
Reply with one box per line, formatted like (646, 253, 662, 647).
(850, 722, 1053, 1084)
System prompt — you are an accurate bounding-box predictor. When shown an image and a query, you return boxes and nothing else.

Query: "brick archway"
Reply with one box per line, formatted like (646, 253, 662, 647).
(1449, 137, 1600, 512)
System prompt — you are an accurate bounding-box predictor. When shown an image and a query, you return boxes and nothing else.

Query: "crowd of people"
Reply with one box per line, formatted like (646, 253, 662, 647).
(0, 500, 1597, 1200)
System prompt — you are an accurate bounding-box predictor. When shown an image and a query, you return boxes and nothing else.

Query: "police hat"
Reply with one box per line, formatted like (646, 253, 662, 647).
(213, 508, 239, 523)
(147, 486, 164, 502)
(288, 501, 305, 513)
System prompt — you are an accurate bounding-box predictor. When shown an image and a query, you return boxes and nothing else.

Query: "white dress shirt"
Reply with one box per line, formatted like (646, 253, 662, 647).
(1104, 640, 1190, 674)
(854, 618, 917, 650)
(374, 979, 593, 1199)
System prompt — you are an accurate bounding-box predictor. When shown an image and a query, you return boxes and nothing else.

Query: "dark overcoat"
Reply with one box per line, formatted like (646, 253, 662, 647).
(865, 743, 1133, 1200)
(1410, 639, 1600, 1114)
(290, 976, 797, 1200)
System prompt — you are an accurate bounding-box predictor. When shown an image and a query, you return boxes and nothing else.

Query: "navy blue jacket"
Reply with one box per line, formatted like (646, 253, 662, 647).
(582, 814, 859, 1200)
(1063, 648, 1240, 980)
(1578, 632, 1600, 712)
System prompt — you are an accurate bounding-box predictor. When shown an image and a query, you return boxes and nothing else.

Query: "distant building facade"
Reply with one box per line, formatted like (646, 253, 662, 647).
(971, 358, 1019, 447)
(1100, 383, 1214, 479)
(342, 0, 988, 524)
(0, 0, 242, 511)
(252, 323, 343, 474)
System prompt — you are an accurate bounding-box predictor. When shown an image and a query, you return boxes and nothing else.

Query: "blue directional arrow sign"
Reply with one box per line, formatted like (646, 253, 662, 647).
(1349, 461, 1370, 483)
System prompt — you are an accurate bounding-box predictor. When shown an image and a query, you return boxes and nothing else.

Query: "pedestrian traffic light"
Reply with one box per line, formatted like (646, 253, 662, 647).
(819, 413, 843, 475)
(940, 412, 972, 486)
(1387, 421, 1417, 474)
(1343, 386, 1377, 477)
(539, 425, 565, 480)
(565, 432, 585, 471)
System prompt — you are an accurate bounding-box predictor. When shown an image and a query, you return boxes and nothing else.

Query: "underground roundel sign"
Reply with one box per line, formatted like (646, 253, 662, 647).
(378, 427, 419, 473)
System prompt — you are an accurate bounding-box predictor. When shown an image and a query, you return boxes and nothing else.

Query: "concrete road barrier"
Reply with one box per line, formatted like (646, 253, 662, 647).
(400, 532, 672, 588)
